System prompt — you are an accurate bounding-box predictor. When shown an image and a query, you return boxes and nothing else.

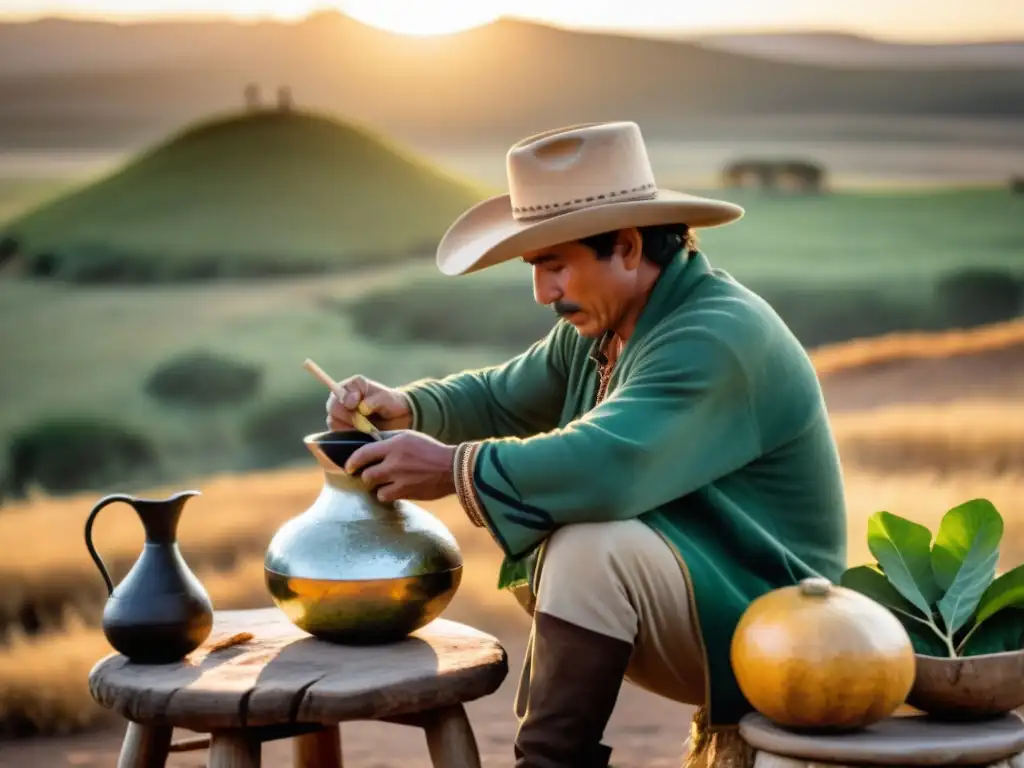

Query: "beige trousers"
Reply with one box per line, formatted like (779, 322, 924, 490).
(512, 519, 706, 719)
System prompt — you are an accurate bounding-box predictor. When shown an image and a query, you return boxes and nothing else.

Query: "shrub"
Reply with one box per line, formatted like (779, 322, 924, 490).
(722, 157, 826, 193)
(1, 417, 160, 499)
(342, 269, 1018, 355)
(19, 243, 379, 285)
(239, 390, 330, 468)
(934, 268, 1024, 329)
(144, 350, 263, 408)
(0, 235, 18, 270)
(345, 275, 936, 352)
(344, 279, 556, 351)
(754, 284, 937, 348)
(26, 251, 60, 277)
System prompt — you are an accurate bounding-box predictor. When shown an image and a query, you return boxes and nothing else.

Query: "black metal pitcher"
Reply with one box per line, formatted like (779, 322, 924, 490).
(84, 490, 214, 664)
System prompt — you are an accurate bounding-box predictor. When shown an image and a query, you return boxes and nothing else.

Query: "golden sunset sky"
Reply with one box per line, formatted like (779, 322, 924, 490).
(2, 0, 1022, 41)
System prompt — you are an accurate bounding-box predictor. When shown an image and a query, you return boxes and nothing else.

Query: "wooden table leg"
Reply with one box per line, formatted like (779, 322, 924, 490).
(208, 730, 261, 768)
(293, 726, 343, 768)
(117, 722, 172, 768)
(422, 705, 481, 768)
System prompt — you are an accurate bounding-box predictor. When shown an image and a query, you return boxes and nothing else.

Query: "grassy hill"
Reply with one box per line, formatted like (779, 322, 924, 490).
(2, 109, 490, 281)
(690, 32, 1024, 68)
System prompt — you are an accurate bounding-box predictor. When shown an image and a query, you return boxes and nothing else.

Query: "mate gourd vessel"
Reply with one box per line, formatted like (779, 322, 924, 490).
(264, 430, 463, 643)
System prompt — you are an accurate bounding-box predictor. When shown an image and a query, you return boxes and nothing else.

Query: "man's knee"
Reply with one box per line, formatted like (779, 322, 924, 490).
(532, 520, 650, 644)
(540, 519, 645, 589)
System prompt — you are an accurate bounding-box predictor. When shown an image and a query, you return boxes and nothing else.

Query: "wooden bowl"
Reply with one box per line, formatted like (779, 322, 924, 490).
(907, 649, 1024, 720)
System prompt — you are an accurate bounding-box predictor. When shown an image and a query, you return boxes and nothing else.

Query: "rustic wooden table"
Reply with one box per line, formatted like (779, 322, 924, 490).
(739, 711, 1024, 767)
(87, 607, 509, 768)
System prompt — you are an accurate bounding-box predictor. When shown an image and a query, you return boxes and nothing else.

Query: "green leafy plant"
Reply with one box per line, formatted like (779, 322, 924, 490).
(840, 498, 1024, 658)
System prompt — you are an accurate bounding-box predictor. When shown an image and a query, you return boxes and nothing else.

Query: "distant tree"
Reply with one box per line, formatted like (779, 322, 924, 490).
(777, 160, 826, 193)
(1011, 175, 1024, 195)
(27, 251, 59, 277)
(722, 157, 826, 194)
(3, 416, 160, 498)
(722, 158, 773, 190)
(143, 350, 263, 408)
(0, 236, 18, 271)
(935, 268, 1024, 328)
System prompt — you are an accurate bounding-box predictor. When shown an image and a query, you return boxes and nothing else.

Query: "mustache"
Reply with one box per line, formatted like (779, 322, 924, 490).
(553, 300, 582, 317)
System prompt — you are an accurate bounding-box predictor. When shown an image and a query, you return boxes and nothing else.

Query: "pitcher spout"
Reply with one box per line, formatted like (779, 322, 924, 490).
(133, 489, 202, 543)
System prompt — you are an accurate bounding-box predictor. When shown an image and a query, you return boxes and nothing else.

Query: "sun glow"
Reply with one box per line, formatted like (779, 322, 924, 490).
(334, 0, 502, 36)
(2, 0, 1022, 42)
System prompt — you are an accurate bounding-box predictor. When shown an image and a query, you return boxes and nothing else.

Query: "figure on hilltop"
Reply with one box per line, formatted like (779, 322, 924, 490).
(277, 86, 294, 112)
(242, 84, 294, 113)
(243, 83, 261, 112)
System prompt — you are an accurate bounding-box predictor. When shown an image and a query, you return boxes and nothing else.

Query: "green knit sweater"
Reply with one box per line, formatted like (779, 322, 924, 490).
(399, 250, 848, 729)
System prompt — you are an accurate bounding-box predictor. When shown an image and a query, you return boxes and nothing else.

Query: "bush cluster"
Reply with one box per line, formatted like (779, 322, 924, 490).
(21, 243, 340, 284)
(3, 266, 1018, 501)
(1, 417, 160, 501)
(144, 350, 263, 408)
(344, 279, 557, 351)
(343, 267, 1023, 352)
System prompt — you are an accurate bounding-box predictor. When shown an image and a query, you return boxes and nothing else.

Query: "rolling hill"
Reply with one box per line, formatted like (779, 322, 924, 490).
(691, 31, 1024, 68)
(0, 13, 1022, 153)
(2, 108, 490, 280)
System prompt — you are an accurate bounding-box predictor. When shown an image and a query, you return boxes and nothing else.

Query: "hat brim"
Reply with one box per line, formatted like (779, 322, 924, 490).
(436, 188, 744, 276)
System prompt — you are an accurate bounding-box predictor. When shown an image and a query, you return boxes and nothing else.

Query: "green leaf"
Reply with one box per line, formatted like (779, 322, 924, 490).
(841, 564, 919, 615)
(931, 498, 1003, 590)
(841, 564, 947, 655)
(867, 511, 943, 615)
(975, 564, 1024, 625)
(960, 607, 1024, 656)
(933, 500, 1002, 635)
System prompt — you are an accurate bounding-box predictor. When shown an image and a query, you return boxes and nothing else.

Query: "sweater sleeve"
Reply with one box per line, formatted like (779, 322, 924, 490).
(465, 325, 763, 559)
(398, 323, 570, 445)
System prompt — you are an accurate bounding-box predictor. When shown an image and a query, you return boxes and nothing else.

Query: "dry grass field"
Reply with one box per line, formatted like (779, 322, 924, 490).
(0, 319, 1022, 766)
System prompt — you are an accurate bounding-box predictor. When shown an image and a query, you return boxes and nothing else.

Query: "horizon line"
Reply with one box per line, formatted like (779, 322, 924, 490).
(1, 9, 1023, 45)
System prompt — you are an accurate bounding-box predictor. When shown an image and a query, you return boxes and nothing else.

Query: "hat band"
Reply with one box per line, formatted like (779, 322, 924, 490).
(511, 181, 658, 221)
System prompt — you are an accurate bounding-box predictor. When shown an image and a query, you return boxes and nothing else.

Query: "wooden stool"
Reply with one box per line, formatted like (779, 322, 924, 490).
(88, 608, 508, 768)
(738, 712, 1024, 767)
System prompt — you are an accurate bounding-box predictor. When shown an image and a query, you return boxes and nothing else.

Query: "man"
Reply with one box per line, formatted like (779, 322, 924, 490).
(328, 121, 848, 767)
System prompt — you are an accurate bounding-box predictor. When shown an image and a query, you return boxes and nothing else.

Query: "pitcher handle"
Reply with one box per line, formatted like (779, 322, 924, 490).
(84, 494, 137, 596)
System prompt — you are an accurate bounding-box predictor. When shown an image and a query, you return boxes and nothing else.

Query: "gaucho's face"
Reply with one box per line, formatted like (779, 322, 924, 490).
(522, 228, 644, 339)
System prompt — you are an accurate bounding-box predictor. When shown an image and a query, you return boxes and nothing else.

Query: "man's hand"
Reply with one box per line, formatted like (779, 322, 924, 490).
(344, 431, 457, 503)
(326, 374, 412, 432)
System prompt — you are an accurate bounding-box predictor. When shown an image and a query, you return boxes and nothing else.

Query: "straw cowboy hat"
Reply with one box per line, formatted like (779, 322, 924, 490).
(436, 120, 745, 276)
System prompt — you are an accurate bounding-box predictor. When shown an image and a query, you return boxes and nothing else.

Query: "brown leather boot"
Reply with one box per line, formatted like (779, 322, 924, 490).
(513, 611, 633, 768)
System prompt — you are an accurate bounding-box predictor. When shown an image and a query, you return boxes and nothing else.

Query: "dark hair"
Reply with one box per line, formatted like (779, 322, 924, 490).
(578, 224, 698, 267)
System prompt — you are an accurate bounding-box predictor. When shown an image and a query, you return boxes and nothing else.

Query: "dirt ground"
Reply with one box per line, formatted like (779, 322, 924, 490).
(0, 604, 696, 768)
(818, 343, 1024, 413)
